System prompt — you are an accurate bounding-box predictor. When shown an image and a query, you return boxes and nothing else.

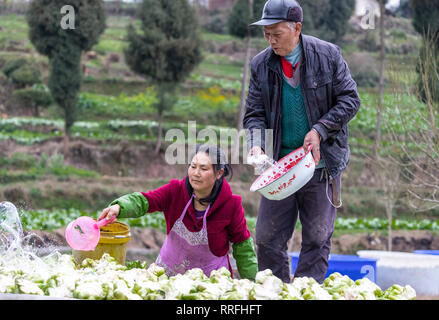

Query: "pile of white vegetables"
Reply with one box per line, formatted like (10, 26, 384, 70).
(0, 253, 416, 300)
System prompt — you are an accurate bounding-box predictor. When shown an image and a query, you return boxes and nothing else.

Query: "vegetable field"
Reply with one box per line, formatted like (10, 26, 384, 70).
(17, 208, 439, 235)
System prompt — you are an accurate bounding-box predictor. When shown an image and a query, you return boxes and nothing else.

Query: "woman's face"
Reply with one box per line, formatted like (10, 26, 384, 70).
(188, 152, 223, 194)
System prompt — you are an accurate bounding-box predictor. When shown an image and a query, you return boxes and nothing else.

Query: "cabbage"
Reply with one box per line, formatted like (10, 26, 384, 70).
(15, 276, 45, 295)
(379, 284, 417, 300)
(0, 253, 417, 300)
(112, 279, 142, 300)
(250, 269, 284, 300)
(281, 282, 303, 300)
(0, 274, 16, 294)
(221, 279, 254, 300)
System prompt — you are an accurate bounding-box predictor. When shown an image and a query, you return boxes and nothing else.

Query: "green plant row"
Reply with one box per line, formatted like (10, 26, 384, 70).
(349, 92, 431, 136)
(334, 217, 439, 231)
(0, 117, 240, 145)
(189, 73, 242, 91)
(77, 87, 239, 126)
(17, 207, 439, 233)
(17, 207, 257, 235)
(0, 153, 100, 183)
(0, 129, 60, 145)
(2, 89, 432, 146)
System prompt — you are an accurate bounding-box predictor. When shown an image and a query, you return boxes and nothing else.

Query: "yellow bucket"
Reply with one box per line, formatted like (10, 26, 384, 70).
(72, 221, 131, 266)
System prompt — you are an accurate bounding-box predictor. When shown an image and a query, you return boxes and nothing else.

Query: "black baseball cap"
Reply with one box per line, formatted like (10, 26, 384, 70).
(250, 0, 303, 26)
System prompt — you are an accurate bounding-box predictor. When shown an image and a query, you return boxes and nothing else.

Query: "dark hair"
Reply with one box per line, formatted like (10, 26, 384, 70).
(185, 144, 233, 206)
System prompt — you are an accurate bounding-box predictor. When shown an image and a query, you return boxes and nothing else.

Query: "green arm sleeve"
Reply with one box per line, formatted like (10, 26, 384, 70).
(232, 237, 258, 281)
(110, 192, 149, 219)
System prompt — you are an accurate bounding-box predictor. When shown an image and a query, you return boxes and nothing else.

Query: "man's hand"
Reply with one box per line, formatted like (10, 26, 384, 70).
(248, 146, 264, 158)
(247, 146, 273, 175)
(303, 129, 321, 165)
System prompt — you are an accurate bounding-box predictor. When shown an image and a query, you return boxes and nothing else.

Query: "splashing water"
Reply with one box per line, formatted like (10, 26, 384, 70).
(247, 153, 278, 175)
(0, 201, 63, 280)
(0, 201, 23, 248)
(0, 201, 27, 258)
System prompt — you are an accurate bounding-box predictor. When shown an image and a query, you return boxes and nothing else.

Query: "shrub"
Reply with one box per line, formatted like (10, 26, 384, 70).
(0, 168, 38, 184)
(77, 88, 157, 118)
(358, 30, 380, 52)
(346, 52, 381, 88)
(10, 153, 38, 170)
(0, 73, 7, 84)
(202, 9, 229, 34)
(13, 84, 53, 116)
(352, 68, 380, 88)
(3, 186, 27, 208)
(30, 153, 101, 179)
(390, 28, 407, 41)
(1, 57, 27, 77)
(0, 57, 6, 69)
(204, 15, 227, 34)
(9, 65, 42, 87)
(173, 86, 239, 126)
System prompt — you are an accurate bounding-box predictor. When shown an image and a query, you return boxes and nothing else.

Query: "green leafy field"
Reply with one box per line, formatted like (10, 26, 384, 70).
(1, 87, 432, 149)
(1, 12, 437, 231)
(18, 207, 439, 234)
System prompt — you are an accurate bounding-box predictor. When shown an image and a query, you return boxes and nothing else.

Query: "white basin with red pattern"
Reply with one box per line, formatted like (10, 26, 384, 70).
(250, 146, 315, 200)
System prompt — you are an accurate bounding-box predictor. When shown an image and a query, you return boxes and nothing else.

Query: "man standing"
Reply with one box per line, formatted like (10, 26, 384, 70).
(244, 0, 361, 283)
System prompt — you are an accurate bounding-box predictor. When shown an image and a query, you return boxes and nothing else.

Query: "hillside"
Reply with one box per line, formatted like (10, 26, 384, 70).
(0, 11, 436, 229)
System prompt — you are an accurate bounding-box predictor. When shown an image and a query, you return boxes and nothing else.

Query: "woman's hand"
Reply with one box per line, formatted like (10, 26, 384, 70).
(99, 204, 120, 221)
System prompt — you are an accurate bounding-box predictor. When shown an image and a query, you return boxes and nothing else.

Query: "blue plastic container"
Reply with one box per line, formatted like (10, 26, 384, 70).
(289, 252, 377, 282)
(413, 250, 439, 256)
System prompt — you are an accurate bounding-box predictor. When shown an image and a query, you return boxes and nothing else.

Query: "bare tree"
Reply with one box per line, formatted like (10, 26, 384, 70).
(237, 0, 254, 132)
(364, 36, 439, 251)
(229, 0, 254, 158)
(371, 153, 402, 251)
(382, 35, 439, 213)
(373, 0, 386, 158)
(367, 0, 401, 251)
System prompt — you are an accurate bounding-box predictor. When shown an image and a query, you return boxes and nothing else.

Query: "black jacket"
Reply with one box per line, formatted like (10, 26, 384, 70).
(243, 34, 361, 178)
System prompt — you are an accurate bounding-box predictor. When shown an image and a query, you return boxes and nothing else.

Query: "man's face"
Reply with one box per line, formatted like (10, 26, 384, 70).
(263, 22, 301, 56)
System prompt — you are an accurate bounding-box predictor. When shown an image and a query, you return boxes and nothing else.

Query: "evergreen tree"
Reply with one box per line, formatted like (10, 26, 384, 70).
(13, 84, 53, 117)
(228, 0, 265, 135)
(299, 0, 355, 44)
(299, 0, 330, 36)
(395, 0, 412, 19)
(228, 0, 265, 38)
(411, 0, 439, 45)
(124, 0, 202, 154)
(325, 0, 356, 44)
(27, 0, 106, 154)
(48, 41, 82, 132)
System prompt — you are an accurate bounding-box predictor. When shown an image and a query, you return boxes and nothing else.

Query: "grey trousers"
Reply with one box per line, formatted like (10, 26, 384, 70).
(255, 168, 341, 284)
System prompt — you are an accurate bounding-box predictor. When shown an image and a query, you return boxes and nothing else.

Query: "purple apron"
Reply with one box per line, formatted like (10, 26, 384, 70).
(155, 194, 229, 277)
